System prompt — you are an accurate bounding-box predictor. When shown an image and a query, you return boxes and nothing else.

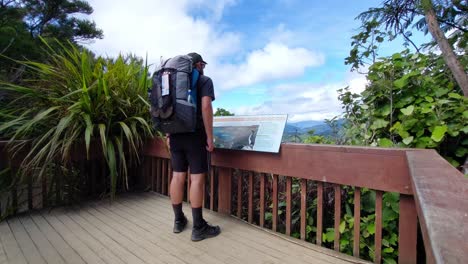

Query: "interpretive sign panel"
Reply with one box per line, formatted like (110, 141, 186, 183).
(213, 114, 287, 153)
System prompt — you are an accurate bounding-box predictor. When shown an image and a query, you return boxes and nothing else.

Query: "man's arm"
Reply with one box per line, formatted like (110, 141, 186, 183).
(201, 96, 214, 152)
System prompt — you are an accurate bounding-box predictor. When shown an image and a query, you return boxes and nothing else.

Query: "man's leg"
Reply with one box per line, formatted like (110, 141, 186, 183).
(190, 173, 220, 241)
(171, 171, 187, 233)
(170, 171, 186, 204)
(189, 173, 204, 208)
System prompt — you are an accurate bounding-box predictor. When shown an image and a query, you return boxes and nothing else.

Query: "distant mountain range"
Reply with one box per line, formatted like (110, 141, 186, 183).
(283, 119, 345, 142)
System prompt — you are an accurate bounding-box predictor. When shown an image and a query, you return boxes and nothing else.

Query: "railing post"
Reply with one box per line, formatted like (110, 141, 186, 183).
(217, 167, 232, 215)
(398, 194, 417, 264)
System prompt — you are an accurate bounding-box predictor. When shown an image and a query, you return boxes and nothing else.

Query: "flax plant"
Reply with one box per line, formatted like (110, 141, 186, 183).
(0, 40, 153, 199)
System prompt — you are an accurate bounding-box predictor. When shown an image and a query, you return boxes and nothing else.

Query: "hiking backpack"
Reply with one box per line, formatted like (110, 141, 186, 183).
(149, 55, 200, 134)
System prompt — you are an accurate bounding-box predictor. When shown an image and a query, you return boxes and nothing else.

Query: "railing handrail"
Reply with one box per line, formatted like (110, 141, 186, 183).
(406, 150, 467, 264)
(144, 139, 413, 194)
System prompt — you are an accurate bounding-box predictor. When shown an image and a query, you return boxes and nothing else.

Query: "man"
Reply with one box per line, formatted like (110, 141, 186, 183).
(167, 52, 221, 241)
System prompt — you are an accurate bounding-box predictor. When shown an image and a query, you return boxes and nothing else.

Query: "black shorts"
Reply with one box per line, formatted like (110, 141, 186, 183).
(169, 130, 208, 174)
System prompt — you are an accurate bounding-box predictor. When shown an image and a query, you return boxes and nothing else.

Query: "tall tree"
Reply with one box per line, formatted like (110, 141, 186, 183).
(422, 0, 468, 96)
(347, 0, 468, 96)
(0, 0, 102, 82)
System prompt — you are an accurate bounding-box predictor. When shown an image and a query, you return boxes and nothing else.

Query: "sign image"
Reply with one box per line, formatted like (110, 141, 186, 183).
(213, 114, 287, 153)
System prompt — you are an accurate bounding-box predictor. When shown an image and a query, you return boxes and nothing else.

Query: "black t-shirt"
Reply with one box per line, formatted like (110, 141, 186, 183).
(196, 75, 215, 125)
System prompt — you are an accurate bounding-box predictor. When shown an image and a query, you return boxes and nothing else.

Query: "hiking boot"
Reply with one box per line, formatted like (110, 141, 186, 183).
(173, 215, 188, 233)
(191, 221, 221, 241)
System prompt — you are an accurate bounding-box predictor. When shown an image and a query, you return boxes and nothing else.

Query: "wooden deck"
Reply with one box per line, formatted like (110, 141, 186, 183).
(0, 193, 368, 264)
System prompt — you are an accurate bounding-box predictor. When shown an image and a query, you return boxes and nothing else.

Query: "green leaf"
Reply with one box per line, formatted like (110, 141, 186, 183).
(448, 93, 462, 99)
(400, 105, 414, 116)
(382, 239, 390, 247)
(393, 77, 406, 89)
(431, 125, 447, 142)
(383, 257, 397, 264)
(367, 223, 375, 235)
(371, 119, 389, 130)
(424, 96, 434, 103)
(455, 147, 467, 158)
(383, 247, 394, 253)
(463, 111, 468, 119)
(378, 138, 393, 147)
(402, 136, 414, 145)
(339, 221, 346, 233)
(380, 105, 391, 116)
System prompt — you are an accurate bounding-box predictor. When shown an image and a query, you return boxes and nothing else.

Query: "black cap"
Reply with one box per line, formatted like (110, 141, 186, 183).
(187, 52, 207, 65)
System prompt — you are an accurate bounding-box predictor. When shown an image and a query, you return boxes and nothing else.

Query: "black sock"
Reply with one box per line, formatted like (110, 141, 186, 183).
(172, 203, 184, 221)
(192, 207, 204, 229)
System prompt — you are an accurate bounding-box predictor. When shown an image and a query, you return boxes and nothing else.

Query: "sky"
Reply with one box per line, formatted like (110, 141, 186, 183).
(85, 0, 429, 122)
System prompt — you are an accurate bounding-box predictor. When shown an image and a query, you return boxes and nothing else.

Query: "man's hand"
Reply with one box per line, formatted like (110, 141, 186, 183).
(206, 137, 214, 152)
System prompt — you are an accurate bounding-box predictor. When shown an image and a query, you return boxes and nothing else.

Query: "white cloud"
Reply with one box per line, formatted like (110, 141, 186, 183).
(86, 0, 241, 66)
(85, 1, 323, 92)
(230, 73, 368, 121)
(213, 42, 325, 90)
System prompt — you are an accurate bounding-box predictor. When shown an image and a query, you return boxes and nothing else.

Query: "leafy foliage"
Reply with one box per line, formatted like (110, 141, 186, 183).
(0, 0, 102, 82)
(214, 107, 234, 116)
(340, 50, 467, 167)
(347, 0, 467, 71)
(0, 39, 153, 199)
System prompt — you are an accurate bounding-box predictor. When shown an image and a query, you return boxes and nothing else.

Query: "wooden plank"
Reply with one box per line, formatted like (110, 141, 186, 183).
(30, 214, 85, 264)
(157, 159, 162, 193)
(85, 206, 187, 264)
(334, 185, 341, 251)
(101, 202, 223, 264)
(398, 194, 417, 264)
(122, 195, 319, 264)
(0, 236, 6, 264)
(272, 174, 278, 232)
(108, 199, 245, 264)
(7, 217, 46, 264)
(217, 167, 232, 215)
(375, 191, 383, 264)
(237, 172, 242, 218)
(300, 179, 307, 240)
(27, 174, 33, 210)
(317, 182, 323, 246)
(18, 215, 66, 264)
(56, 166, 62, 205)
(0, 219, 27, 264)
(145, 139, 412, 194)
(161, 159, 167, 195)
(90, 159, 97, 196)
(12, 181, 18, 214)
(260, 173, 266, 227)
(286, 177, 292, 236)
(53, 212, 125, 264)
(353, 187, 361, 258)
(41, 212, 110, 264)
(151, 157, 155, 191)
(74, 208, 159, 264)
(248, 171, 253, 223)
(210, 167, 214, 210)
(407, 150, 468, 263)
(167, 160, 172, 196)
(134, 193, 366, 264)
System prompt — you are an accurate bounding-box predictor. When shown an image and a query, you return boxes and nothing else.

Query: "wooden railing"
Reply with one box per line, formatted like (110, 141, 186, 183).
(0, 141, 112, 217)
(2, 139, 466, 263)
(142, 138, 468, 264)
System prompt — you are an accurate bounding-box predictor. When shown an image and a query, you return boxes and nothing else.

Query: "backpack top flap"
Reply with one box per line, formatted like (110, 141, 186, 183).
(163, 55, 192, 73)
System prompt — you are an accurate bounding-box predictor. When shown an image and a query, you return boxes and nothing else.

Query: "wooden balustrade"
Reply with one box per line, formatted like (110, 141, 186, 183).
(2, 138, 466, 264)
(142, 139, 422, 263)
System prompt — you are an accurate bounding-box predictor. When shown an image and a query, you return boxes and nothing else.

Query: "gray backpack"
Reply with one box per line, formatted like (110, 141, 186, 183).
(149, 55, 200, 134)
